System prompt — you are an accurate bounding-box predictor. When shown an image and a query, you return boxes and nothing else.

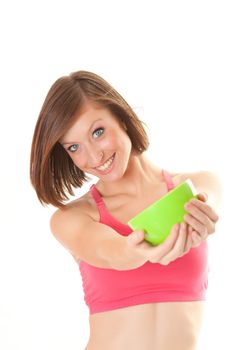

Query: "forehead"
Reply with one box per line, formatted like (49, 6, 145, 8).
(74, 103, 114, 123)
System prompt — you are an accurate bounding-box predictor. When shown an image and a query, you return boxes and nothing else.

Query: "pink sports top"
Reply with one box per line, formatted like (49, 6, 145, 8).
(78, 169, 209, 314)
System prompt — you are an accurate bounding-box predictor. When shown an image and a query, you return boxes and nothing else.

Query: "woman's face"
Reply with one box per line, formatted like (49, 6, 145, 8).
(60, 103, 132, 181)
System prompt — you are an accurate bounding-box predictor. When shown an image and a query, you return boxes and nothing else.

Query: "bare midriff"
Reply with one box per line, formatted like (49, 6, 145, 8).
(85, 301, 205, 350)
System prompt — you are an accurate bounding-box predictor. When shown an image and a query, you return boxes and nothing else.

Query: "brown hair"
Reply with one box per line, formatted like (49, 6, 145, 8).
(30, 70, 150, 207)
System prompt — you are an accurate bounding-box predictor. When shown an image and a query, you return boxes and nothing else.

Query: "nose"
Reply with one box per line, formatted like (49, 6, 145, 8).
(86, 147, 104, 168)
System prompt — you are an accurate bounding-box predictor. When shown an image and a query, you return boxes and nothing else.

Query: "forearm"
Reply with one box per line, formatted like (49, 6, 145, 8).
(98, 234, 148, 271)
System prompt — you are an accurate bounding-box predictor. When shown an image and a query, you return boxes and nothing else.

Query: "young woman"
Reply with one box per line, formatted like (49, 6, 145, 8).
(30, 70, 221, 350)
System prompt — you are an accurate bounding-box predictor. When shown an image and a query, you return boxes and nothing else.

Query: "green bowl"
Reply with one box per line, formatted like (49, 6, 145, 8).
(127, 179, 198, 245)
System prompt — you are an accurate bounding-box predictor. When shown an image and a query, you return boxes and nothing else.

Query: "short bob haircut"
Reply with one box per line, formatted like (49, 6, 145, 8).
(30, 70, 150, 207)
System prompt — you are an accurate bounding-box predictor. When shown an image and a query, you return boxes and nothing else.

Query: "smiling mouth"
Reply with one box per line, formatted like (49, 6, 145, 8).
(95, 153, 115, 171)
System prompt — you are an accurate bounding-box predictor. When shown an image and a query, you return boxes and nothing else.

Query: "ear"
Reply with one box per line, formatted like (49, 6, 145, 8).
(121, 121, 128, 131)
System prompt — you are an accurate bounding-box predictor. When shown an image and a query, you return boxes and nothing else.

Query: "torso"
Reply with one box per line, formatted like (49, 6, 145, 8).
(86, 301, 204, 350)
(80, 170, 181, 226)
(71, 170, 205, 350)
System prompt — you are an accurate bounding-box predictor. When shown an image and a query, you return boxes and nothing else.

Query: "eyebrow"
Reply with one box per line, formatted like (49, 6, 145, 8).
(61, 118, 103, 146)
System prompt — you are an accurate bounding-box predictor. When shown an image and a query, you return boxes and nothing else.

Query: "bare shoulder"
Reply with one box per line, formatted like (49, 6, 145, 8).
(49, 195, 97, 262)
(50, 195, 93, 240)
(49, 193, 124, 267)
(176, 169, 222, 189)
(173, 170, 223, 210)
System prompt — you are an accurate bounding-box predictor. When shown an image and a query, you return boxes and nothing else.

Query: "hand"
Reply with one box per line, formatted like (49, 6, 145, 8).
(126, 193, 219, 266)
(184, 192, 219, 247)
(126, 222, 191, 266)
(152, 222, 192, 265)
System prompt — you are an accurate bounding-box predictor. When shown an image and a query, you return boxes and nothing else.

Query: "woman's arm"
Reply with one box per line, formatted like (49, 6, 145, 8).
(180, 170, 223, 247)
(181, 170, 223, 211)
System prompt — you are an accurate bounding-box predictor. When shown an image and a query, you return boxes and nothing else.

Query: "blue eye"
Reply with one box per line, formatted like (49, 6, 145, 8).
(66, 128, 104, 153)
(68, 144, 79, 153)
(93, 127, 104, 138)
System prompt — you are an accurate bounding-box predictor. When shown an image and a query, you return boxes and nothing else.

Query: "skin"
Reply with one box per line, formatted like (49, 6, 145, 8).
(59, 102, 221, 349)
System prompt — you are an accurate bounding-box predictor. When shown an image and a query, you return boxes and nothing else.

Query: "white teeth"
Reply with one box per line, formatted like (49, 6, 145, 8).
(96, 155, 114, 171)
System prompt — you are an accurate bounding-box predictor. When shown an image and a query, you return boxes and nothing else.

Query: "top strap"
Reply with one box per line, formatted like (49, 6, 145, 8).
(162, 169, 175, 191)
(90, 184, 106, 207)
(89, 184, 113, 224)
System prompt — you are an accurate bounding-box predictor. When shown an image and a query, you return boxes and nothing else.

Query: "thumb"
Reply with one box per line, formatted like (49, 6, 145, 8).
(127, 230, 145, 246)
(197, 192, 208, 202)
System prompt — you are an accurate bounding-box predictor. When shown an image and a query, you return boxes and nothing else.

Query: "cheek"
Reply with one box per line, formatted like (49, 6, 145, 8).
(118, 132, 132, 152)
(67, 152, 85, 169)
(101, 135, 117, 148)
(104, 130, 131, 149)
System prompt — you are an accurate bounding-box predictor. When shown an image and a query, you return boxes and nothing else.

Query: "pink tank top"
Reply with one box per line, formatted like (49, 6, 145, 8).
(79, 170, 209, 314)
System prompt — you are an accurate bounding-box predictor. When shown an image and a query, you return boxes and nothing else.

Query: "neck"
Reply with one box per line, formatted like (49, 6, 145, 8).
(96, 153, 163, 198)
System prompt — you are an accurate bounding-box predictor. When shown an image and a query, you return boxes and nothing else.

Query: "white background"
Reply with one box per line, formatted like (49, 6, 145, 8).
(0, 1, 232, 349)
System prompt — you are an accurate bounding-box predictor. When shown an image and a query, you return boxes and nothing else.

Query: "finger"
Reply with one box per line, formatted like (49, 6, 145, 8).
(197, 192, 208, 202)
(185, 200, 217, 235)
(186, 198, 219, 223)
(127, 230, 145, 246)
(184, 213, 209, 239)
(184, 204, 213, 229)
(176, 222, 189, 252)
(149, 224, 180, 262)
(184, 225, 193, 253)
(159, 222, 188, 265)
(187, 225, 202, 248)
(191, 231, 202, 247)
